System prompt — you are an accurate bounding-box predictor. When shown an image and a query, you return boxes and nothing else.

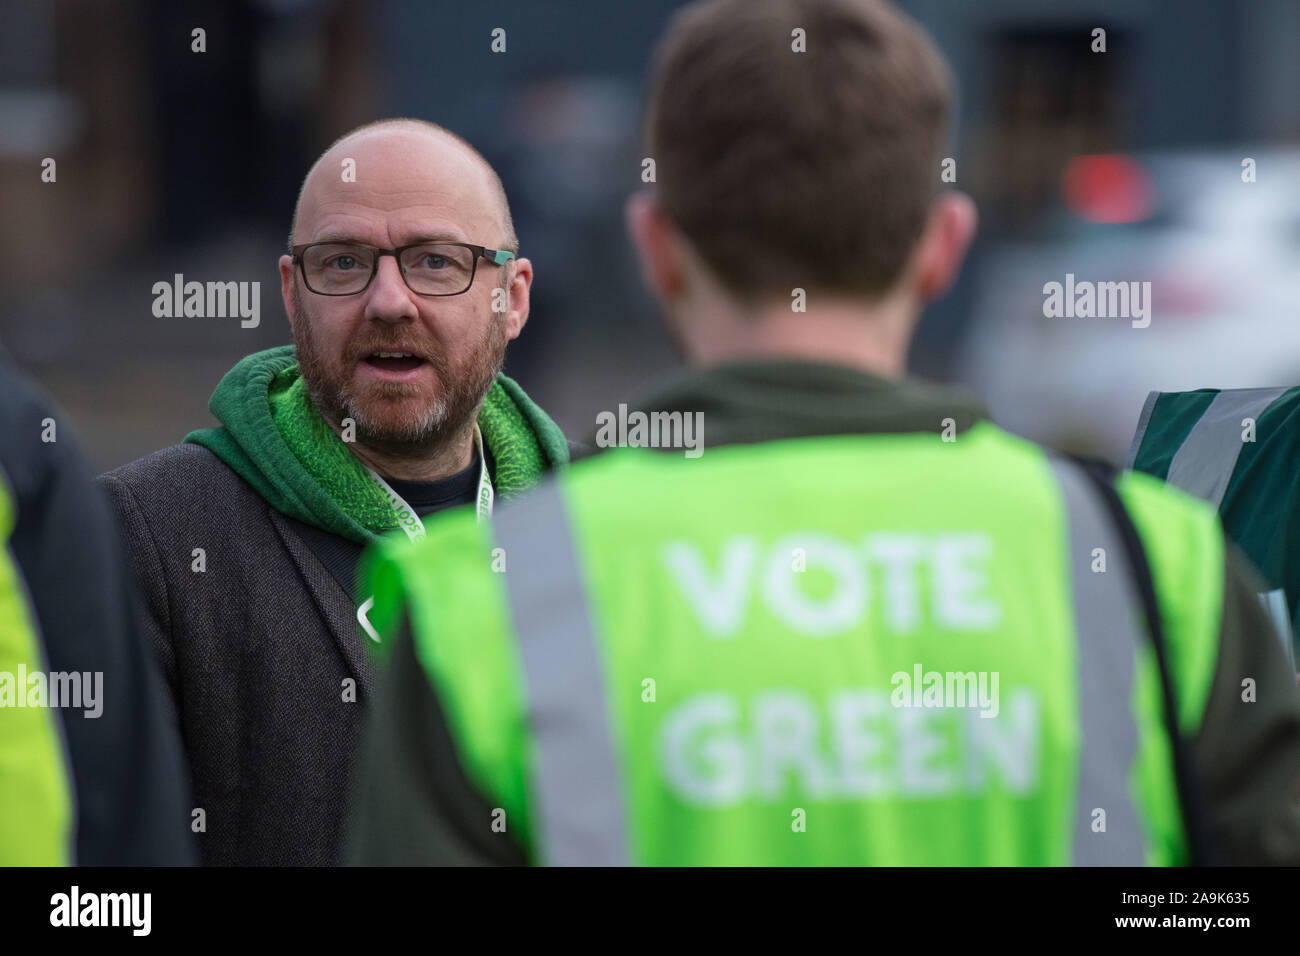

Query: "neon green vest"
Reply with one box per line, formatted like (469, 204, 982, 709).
(0, 470, 72, 865)
(364, 422, 1223, 865)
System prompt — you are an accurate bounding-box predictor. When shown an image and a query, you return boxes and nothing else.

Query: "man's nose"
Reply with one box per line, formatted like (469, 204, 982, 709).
(363, 254, 420, 322)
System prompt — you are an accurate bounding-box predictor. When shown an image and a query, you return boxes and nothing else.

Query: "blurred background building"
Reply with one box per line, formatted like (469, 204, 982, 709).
(1, 0, 1298, 470)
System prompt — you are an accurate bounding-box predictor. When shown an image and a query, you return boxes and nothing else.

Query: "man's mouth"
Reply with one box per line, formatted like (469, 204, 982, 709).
(362, 351, 427, 373)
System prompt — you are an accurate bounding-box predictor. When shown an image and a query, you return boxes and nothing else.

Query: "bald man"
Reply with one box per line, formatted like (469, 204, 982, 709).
(98, 119, 572, 866)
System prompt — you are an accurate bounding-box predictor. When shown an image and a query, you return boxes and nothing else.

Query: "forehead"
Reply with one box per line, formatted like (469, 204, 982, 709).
(296, 128, 502, 244)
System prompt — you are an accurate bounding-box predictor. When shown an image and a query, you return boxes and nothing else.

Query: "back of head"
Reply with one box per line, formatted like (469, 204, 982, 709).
(645, 0, 952, 301)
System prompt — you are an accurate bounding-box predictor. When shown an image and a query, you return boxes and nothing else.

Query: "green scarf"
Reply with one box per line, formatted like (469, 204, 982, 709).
(185, 345, 569, 543)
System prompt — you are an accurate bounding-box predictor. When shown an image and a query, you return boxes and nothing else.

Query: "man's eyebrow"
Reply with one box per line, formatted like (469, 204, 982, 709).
(404, 232, 469, 244)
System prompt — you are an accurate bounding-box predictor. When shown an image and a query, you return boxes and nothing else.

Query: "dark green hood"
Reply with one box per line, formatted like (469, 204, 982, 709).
(185, 345, 568, 543)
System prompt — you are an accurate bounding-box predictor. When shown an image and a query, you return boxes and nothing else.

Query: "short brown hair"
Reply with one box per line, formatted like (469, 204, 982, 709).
(645, 0, 951, 299)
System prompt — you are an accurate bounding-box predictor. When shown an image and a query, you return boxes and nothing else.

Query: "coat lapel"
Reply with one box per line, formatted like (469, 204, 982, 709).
(269, 509, 377, 698)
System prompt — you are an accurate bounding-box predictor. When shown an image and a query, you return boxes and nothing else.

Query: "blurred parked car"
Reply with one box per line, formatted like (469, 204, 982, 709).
(958, 149, 1300, 461)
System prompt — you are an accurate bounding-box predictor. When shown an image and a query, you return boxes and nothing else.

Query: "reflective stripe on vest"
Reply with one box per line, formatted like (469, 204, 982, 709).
(1046, 458, 1148, 865)
(491, 479, 630, 866)
(1163, 388, 1288, 508)
(492, 463, 1170, 866)
(1124, 391, 1160, 469)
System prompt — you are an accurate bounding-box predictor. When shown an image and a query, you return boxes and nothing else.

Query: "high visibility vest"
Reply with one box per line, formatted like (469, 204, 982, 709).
(1128, 386, 1300, 669)
(364, 422, 1224, 865)
(0, 469, 72, 865)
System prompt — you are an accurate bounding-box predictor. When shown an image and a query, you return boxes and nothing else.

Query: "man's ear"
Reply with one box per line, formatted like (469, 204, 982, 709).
(279, 255, 297, 330)
(503, 257, 532, 341)
(911, 191, 978, 303)
(625, 191, 685, 302)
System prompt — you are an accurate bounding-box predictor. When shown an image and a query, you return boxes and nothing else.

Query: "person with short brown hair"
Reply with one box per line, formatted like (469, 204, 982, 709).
(350, 0, 1300, 866)
(647, 0, 952, 299)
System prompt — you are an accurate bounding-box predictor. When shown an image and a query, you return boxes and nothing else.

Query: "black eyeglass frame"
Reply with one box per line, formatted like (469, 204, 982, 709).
(290, 240, 517, 297)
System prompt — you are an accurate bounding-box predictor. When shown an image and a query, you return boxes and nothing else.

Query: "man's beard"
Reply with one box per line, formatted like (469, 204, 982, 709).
(291, 287, 508, 459)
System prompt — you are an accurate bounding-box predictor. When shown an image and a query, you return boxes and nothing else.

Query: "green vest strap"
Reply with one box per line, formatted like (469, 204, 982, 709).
(492, 478, 631, 866)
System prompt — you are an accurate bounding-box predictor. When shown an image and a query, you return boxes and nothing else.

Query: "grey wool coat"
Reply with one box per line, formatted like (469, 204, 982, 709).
(99, 444, 377, 866)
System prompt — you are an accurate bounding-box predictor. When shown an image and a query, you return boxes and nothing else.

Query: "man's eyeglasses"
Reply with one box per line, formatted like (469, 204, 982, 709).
(290, 241, 517, 297)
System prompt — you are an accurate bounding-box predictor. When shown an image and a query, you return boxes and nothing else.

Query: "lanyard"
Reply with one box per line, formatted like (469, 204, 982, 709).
(358, 426, 493, 643)
(366, 424, 494, 543)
